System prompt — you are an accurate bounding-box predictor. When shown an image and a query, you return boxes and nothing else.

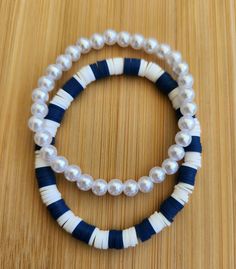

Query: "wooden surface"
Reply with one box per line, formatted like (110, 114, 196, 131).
(0, 0, 235, 268)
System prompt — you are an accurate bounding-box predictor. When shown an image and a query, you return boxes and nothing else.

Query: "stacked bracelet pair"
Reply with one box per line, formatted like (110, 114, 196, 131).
(28, 30, 202, 249)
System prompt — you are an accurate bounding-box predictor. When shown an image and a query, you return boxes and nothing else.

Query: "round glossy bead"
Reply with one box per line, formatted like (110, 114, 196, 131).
(40, 145, 57, 161)
(130, 34, 144, 50)
(32, 88, 49, 103)
(156, 43, 171, 59)
(76, 37, 92, 53)
(123, 179, 139, 197)
(138, 176, 154, 193)
(168, 144, 185, 161)
(143, 38, 158, 54)
(64, 165, 81, 182)
(180, 102, 197, 116)
(46, 64, 62, 80)
(175, 131, 192, 147)
(65, 45, 81, 61)
(178, 74, 194, 88)
(56, 54, 72, 71)
(166, 51, 182, 66)
(31, 101, 48, 118)
(103, 29, 117, 45)
(178, 115, 195, 131)
(28, 116, 44, 132)
(162, 158, 179, 175)
(34, 130, 52, 147)
(149, 166, 166, 183)
(107, 179, 123, 196)
(173, 62, 189, 76)
(117, 31, 131, 47)
(38, 76, 55, 92)
(92, 179, 108, 196)
(51, 156, 68, 173)
(179, 88, 195, 103)
(76, 174, 94, 191)
(90, 33, 105, 50)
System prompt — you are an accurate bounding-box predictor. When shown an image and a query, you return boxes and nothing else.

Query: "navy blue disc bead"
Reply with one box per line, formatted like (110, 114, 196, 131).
(155, 72, 178, 95)
(62, 77, 84, 99)
(108, 230, 124, 249)
(72, 221, 96, 244)
(47, 199, 70, 220)
(177, 165, 197, 186)
(135, 218, 156, 242)
(160, 196, 184, 223)
(185, 136, 202, 153)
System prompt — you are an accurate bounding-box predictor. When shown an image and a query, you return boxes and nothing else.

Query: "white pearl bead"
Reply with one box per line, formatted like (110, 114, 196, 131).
(162, 158, 179, 175)
(168, 144, 185, 161)
(166, 51, 182, 66)
(178, 74, 194, 88)
(31, 101, 48, 118)
(178, 115, 195, 131)
(149, 167, 166, 183)
(56, 54, 72, 71)
(28, 116, 44, 132)
(138, 176, 154, 193)
(38, 76, 55, 92)
(64, 165, 81, 182)
(143, 38, 158, 54)
(76, 37, 92, 53)
(179, 88, 195, 103)
(90, 33, 105, 50)
(65, 45, 81, 61)
(117, 31, 131, 47)
(130, 34, 144, 50)
(32, 88, 49, 103)
(175, 131, 192, 147)
(173, 62, 189, 76)
(40, 145, 57, 161)
(180, 102, 197, 116)
(46, 64, 62, 80)
(156, 43, 171, 59)
(34, 130, 52, 147)
(76, 174, 94, 191)
(123, 179, 139, 197)
(103, 29, 117, 45)
(107, 179, 123, 196)
(92, 179, 108, 196)
(51, 156, 68, 173)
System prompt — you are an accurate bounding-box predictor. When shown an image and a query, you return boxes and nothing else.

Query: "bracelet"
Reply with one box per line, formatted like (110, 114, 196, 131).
(32, 57, 200, 197)
(29, 29, 202, 249)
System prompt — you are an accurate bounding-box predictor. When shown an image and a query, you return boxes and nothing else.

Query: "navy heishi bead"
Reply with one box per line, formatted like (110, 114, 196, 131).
(97, 60, 110, 77)
(160, 196, 184, 222)
(135, 218, 156, 242)
(72, 221, 96, 244)
(124, 58, 141, 76)
(47, 199, 70, 220)
(90, 63, 104, 80)
(155, 72, 178, 95)
(35, 166, 56, 188)
(185, 136, 202, 153)
(62, 77, 84, 98)
(45, 104, 65, 123)
(177, 165, 197, 186)
(108, 230, 124, 249)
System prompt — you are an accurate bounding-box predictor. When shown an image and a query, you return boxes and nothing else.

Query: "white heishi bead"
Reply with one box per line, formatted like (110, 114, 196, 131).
(143, 38, 158, 54)
(156, 43, 171, 59)
(40, 145, 57, 161)
(178, 74, 194, 88)
(76, 174, 94, 191)
(34, 130, 52, 147)
(178, 115, 195, 131)
(180, 102, 197, 116)
(31, 101, 48, 118)
(107, 179, 123, 196)
(76, 37, 92, 53)
(138, 176, 154, 193)
(162, 159, 179, 175)
(175, 131, 192, 147)
(46, 64, 62, 80)
(130, 33, 144, 50)
(90, 33, 105, 50)
(92, 179, 108, 196)
(65, 45, 81, 61)
(179, 88, 195, 103)
(38, 76, 55, 92)
(173, 62, 189, 76)
(64, 165, 81, 182)
(51, 156, 68, 173)
(28, 116, 44, 132)
(149, 166, 166, 183)
(166, 51, 182, 66)
(103, 29, 117, 45)
(168, 144, 185, 161)
(32, 88, 49, 103)
(123, 179, 139, 197)
(56, 54, 72, 71)
(117, 31, 131, 47)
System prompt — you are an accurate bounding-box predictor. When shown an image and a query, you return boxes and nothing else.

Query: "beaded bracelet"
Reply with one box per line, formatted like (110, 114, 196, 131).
(28, 30, 202, 249)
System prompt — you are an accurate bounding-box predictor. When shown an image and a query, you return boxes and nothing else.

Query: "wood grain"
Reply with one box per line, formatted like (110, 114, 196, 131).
(0, 0, 235, 268)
